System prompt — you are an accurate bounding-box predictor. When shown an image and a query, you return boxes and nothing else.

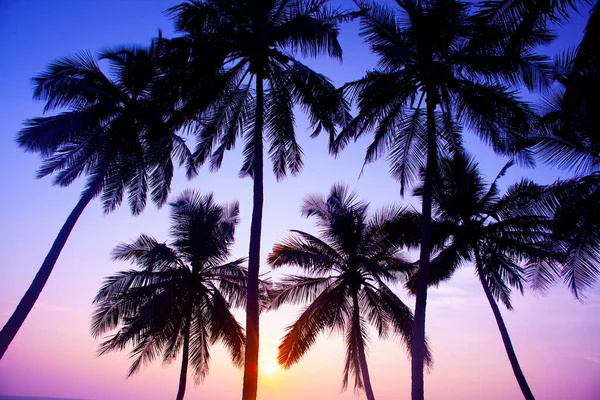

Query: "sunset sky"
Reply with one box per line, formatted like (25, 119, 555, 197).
(0, 1, 599, 399)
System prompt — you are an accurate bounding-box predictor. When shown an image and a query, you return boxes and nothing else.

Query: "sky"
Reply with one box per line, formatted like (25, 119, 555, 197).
(0, 0, 599, 399)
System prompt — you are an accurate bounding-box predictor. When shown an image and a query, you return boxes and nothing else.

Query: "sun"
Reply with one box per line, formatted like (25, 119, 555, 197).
(262, 360, 277, 376)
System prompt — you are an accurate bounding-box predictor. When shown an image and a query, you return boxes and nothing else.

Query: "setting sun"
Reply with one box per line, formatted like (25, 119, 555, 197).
(262, 360, 277, 376)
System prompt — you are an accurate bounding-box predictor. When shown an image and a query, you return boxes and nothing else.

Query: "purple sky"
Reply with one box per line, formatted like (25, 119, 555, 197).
(0, 1, 599, 399)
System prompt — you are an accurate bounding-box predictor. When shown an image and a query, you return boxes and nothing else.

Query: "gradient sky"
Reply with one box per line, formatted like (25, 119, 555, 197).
(0, 1, 599, 399)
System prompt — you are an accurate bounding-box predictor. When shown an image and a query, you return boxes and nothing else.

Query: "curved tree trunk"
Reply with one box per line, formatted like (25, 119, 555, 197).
(474, 252, 535, 400)
(411, 91, 437, 400)
(175, 320, 191, 400)
(0, 172, 105, 359)
(352, 293, 375, 400)
(242, 75, 264, 400)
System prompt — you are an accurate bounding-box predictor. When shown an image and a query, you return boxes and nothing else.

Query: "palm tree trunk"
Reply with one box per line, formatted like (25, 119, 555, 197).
(352, 293, 375, 400)
(0, 171, 105, 359)
(474, 251, 535, 400)
(175, 320, 191, 400)
(411, 90, 437, 400)
(242, 75, 264, 400)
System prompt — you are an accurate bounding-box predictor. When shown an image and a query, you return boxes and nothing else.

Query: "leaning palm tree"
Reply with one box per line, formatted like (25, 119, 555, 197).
(92, 190, 248, 400)
(400, 152, 560, 400)
(268, 184, 429, 400)
(166, 2, 350, 398)
(0, 43, 191, 359)
(334, 1, 542, 398)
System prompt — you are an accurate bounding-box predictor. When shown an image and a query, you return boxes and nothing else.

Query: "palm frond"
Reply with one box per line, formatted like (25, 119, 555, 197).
(189, 307, 211, 383)
(450, 79, 536, 166)
(341, 303, 368, 392)
(388, 108, 427, 195)
(562, 228, 600, 299)
(268, 232, 341, 276)
(272, 0, 344, 60)
(286, 60, 351, 147)
(17, 108, 112, 157)
(479, 250, 525, 309)
(31, 51, 121, 113)
(376, 281, 433, 365)
(92, 189, 243, 379)
(524, 244, 563, 293)
(264, 64, 301, 179)
(278, 283, 350, 368)
(209, 289, 245, 368)
(534, 135, 599, 175)
(358, 285, 390, 339)
(406, 244, 463, 294)
(270, 275, 334, 310)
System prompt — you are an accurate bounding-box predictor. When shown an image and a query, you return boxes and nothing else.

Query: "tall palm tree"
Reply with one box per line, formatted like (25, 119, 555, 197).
(166, 2, 350, 398)
(532, 3, 600, 298)
(399, 152, 560, 400)
(334, 1, 541, 398)
(268, 184, 429, 400)
(0, 43, 191, 359)
(92, 190, 248, 400)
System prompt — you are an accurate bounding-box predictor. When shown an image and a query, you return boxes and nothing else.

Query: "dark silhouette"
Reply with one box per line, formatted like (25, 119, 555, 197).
(1, 42, 189, 359)
(533, 3, 600, 298)
(398, 152, 560, 400)
(334, 2, 540, 398)
(268, 184, 431, 400)
(166, 2, 349, 399)
(475, 0, 582, 54)
(92, 190, 250, 400)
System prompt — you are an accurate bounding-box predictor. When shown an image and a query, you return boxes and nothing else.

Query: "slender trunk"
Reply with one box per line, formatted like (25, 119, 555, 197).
(352, 293, 375, 400)
(175, 320, 191, 400)
(474, 250, 535, 400)
(242, 75, 264, 400)
(411, 89, 437, 400)
(0, 171, 106, 359)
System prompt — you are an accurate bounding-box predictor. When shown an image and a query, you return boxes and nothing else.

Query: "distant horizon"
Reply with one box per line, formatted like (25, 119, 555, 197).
(0, 396, 91, 400)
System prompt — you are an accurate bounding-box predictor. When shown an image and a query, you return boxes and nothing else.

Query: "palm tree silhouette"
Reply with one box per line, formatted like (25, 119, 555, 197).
(92, 190, 252, 400)
(399, 152, 560, 400)
(475, 0, 583, 55)
(532, 3, 600, 298)
(268, 184, 430, 400)
(166, 2, 350, 398)
(334, 2, 541, 397)
(1, 42, 190, 359)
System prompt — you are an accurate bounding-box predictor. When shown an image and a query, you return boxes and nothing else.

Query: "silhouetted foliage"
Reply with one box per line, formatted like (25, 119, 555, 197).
(334, 1, 543, 398)
(269, 184, 431, 400)
(166, 2, 350, 398)
(0, 41, 190, 359)
(92, 190, 262, 400)
(533, 3, 600, 298)
(400, 152, 560, 399)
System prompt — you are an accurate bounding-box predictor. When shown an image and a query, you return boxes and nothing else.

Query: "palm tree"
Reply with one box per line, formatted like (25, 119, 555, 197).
(532, 3, 600, 298)
(92, 190, 248, 400)
(475, 0, 585, 53)
(0, 43, 191, 359)
(166, 2, 350, 398)
(334, 1, 542, 398)
(399, 152, 560, 400)
(268, 184, 429, 400)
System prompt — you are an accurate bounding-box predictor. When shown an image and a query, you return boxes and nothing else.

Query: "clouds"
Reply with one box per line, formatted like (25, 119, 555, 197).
(427, 284, 477, 310)
(35, 302, 87, 314)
